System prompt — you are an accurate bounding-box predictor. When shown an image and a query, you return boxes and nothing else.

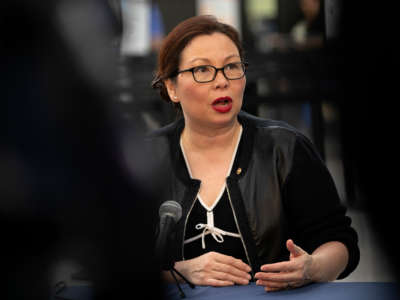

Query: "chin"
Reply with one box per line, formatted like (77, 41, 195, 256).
(211, 111, 240, 126)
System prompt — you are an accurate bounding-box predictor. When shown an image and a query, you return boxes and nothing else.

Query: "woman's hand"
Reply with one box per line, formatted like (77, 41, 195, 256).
(175, 252, 252, 286)
(254, 239, 314, 292)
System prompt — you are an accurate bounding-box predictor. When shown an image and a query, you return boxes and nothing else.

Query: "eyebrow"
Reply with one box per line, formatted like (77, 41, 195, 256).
(188, 54, 241, 64)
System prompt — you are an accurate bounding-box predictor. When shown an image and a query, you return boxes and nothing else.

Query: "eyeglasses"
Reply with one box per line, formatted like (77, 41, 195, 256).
(175, 62, 248, 83)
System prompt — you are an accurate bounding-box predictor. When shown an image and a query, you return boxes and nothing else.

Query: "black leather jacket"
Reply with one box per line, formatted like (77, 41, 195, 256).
(148, 111, 359, 279)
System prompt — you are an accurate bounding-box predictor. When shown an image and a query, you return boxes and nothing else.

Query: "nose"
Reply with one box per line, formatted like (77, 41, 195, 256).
(213, 68, 229, 88)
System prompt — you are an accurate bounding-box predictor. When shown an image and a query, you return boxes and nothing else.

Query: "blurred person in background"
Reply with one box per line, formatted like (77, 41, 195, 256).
(291, 0, 324, 50)
(150, 15, 359, 292)
(1, 0, 161, 298)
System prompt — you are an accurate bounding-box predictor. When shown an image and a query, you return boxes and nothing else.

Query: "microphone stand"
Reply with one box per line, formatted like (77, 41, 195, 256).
(155, 202, 195, 298)
(170, 266, 195, 298)
(162, 251, 195, 298)
(166, 264, 195, 298)
(172, 267, 195, 289)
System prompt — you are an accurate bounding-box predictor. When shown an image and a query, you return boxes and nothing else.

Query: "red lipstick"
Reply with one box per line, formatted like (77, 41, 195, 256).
(212, 96, 233, 113)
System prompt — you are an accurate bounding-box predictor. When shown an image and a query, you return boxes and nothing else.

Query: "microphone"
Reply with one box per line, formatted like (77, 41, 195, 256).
(155, 200, 182, 269)
(155, 201, 195, 296)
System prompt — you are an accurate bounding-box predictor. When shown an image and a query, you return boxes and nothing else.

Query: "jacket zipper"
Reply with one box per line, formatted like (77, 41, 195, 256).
(226, 183, 254, 278)
(181, 193, 198, 260)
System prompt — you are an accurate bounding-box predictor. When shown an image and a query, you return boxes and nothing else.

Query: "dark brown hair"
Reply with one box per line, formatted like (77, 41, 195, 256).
(151, 15, 245, 108)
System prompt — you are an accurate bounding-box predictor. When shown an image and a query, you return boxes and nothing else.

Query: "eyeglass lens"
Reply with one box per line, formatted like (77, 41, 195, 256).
(193, 63, 245, 82)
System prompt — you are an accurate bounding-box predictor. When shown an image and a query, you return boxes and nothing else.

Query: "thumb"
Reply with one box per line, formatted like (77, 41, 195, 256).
(286, 239, 306, 259)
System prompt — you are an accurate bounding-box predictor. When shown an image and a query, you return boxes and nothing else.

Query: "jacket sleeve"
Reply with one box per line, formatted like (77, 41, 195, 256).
(281, 134, 360, 279)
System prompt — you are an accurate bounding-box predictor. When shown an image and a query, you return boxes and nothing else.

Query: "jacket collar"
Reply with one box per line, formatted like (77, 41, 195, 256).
(167, 111, 255, 185)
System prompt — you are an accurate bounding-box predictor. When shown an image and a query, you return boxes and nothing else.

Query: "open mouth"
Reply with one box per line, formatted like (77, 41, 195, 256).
(212, 97, 232, 106)
(212, 97, 233, 113)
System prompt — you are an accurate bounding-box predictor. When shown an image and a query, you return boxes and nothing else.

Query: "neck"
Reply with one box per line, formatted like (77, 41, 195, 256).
(182, 119, 241, 151)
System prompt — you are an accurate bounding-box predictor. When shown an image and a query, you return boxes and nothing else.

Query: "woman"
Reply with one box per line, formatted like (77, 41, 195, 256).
(291, 0, 324, 49)
(150, 15, 359, 292)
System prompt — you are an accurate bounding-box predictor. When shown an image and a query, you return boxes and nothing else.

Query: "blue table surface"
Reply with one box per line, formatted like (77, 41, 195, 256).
(165, 282, 400, 300)
(53, 282, 400, 300)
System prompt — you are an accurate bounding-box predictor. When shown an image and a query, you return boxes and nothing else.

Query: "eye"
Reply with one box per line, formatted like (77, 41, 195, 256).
(193, 65, 212, 74)
(225, 63, 240, 70)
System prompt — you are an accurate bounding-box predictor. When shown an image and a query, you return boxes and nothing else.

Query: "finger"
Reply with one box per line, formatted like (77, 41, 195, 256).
(259, 261, 295, 273)
(258, 280, 288, 292)
(256, 279, 288, 289)
(286, 239, 306, 258)
(206, 278, 235, 287)
(265, 286, 283, 292)
(214, 262, 251, 281)
(255, 271, 303, 283)
(213, 252, 252, 272)
(212, 269, 250, 285)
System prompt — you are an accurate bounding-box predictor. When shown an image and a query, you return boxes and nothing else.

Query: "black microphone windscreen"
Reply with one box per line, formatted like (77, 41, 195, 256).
(159, 201, 182, 223)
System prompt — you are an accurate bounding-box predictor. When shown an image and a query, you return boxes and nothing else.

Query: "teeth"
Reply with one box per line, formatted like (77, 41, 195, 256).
(213, 98, 230, 105)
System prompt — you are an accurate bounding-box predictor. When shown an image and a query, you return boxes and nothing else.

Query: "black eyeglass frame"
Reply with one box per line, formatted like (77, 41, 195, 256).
(173, 62, 248, 83)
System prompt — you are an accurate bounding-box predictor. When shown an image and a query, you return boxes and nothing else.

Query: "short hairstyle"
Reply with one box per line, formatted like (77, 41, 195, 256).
(151, 15, 244, 109)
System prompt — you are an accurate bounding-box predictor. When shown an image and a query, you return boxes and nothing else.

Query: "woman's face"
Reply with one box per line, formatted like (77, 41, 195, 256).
(300, 0, 320, 21)
(165, 32, 246, 130)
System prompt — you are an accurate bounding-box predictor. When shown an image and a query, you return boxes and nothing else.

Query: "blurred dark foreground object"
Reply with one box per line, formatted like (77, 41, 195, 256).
(1, 0, 161, 298)
(335, 2, 399, 282)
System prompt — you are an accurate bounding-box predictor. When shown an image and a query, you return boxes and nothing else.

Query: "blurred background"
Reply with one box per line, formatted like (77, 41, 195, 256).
(2, 0, 398, 298)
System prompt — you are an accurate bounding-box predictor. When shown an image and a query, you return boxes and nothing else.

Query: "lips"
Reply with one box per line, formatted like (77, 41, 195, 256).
(212, 96, 233, 113)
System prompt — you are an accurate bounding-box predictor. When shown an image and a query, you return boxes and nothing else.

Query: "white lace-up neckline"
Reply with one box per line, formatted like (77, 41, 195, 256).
(181, 126, 243, 249)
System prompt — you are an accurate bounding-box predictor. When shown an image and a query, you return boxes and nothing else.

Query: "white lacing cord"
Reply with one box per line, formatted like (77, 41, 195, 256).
(184, 210, 241, 249)
(181, 126, 243, 250)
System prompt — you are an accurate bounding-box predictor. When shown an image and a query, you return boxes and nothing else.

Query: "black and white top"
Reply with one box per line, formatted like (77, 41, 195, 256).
(180, 126, 248, 263)
(149, 112, 360, 279)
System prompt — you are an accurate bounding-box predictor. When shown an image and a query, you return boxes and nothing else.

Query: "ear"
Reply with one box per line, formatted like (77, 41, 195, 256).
(164, 79, 179, 103)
